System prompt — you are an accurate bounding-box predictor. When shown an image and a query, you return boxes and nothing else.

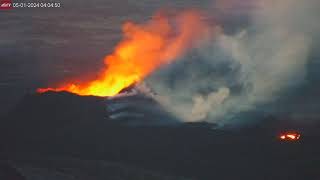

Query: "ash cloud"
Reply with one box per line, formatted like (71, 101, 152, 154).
(144, 0, 319, 123)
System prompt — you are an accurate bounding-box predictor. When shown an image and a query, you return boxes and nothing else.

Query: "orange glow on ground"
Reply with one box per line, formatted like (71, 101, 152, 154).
(279, 132, 301, 141)
(37, 10, 209, 97)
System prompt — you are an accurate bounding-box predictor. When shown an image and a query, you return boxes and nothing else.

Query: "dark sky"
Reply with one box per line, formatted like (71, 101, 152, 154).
(0, 0, 319, 123)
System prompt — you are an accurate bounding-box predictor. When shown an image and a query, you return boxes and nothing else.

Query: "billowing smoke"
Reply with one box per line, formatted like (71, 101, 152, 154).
(143, 0, 319, 123)
(190, 87, 230, 121)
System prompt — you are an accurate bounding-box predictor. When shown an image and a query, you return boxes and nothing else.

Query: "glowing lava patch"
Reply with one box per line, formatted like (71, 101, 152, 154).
(279, 132, 301, 141)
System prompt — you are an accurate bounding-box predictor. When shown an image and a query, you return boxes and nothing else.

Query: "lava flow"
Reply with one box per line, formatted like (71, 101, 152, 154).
(279, 132, 301, 141)
(37, 10, 208, 97)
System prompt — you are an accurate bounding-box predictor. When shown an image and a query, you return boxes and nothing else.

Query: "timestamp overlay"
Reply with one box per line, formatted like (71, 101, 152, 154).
(12, 1, 62, 8)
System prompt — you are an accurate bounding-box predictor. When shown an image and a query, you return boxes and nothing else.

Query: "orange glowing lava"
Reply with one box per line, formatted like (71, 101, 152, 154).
(37, 10, 209, 97)
(279, 132, 301, 141)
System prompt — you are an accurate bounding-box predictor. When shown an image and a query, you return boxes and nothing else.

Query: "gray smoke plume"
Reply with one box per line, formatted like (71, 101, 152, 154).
(143, 0, 319, 123)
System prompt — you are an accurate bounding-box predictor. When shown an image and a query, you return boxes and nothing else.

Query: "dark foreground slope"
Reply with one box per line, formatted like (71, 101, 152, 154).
(0, 92, 320, 180)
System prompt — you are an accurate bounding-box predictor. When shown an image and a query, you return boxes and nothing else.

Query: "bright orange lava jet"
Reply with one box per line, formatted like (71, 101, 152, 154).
(37, 10, 209, 97)
(279, 132, 301, 141)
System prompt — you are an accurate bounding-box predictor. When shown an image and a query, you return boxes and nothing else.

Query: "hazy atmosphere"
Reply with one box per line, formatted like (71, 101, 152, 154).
(1, 0, 320, 180)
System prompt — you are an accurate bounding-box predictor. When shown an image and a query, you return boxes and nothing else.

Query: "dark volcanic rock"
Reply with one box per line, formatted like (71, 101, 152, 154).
(1, 91, 107, 146)
(0, 91, 320, 180)
(1, 91, 179, 143)
(13, 158, 193, 180)
(0, 161, 26, 180)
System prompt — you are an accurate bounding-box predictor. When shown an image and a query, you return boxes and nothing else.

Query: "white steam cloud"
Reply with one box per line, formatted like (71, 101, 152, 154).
(143, 0, 319, 123)
(190, 87, 230, 121)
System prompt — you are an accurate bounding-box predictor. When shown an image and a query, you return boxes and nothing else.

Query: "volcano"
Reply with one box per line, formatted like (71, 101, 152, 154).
(2, 86, 179, 137)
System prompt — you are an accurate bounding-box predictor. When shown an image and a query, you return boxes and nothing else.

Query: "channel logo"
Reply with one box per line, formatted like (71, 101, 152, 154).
(0, 0, 12, 9)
